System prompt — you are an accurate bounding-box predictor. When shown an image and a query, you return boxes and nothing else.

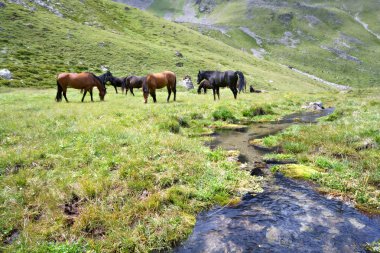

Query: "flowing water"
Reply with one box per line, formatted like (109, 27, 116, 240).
(176, 108, 380, 253)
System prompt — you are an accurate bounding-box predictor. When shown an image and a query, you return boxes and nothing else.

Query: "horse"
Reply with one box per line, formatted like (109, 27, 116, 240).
(108, 76, 125, 94)
(197, 79, 213, 94)
(197, 70, 245, 100)
(123, 76, 146, 96)
(56, 71, 112, 102)
(142, 71, 176, 103)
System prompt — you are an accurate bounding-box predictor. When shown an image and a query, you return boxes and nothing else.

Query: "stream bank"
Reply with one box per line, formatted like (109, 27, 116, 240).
(176, 109, 380, 252)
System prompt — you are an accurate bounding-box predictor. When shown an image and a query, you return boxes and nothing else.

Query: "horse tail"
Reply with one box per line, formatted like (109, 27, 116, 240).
(56, 80, 63, 102)
(235, 71, 245, 92)
(122, 77, 127, 92)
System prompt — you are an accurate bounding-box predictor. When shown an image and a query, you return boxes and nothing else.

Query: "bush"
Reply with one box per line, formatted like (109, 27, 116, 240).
(159, 119, 180, 133)
(212, 107, 236, 122)
(242, 105, 274, 118)
(323, 110, 344, 122)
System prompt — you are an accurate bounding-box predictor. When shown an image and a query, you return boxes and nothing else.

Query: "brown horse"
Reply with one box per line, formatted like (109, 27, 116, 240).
(56, 71, 112, 102)
(123, 76, 146, 96)
(142, 71, 176, 103)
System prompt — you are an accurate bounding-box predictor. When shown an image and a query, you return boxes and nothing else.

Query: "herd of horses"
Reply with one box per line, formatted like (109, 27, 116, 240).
(55, 70, 246, 103)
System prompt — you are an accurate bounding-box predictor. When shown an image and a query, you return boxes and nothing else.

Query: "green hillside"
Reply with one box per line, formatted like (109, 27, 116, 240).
(140, 0, 380, 88)
(0, 0, 330, 92)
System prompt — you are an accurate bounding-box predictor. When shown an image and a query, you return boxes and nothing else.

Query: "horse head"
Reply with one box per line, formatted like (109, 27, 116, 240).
(197, 71, 202, 85)
(99, 86, 107, 101)
(105, 71, 113, 83)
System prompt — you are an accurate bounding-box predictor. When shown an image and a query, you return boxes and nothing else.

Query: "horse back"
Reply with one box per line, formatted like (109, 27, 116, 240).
(147, 71, 176, 89)
(57, 72, 98, 89)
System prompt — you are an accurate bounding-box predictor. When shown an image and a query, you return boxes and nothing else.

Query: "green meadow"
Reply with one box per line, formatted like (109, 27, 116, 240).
(1, 0, 380, 252)
(1, 86, 379, 251)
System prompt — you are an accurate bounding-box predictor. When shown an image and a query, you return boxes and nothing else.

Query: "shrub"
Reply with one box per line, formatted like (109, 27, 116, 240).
(159, 119, 180, 133)
(212, 107, 236, 122)
(242, 105, 274, 118)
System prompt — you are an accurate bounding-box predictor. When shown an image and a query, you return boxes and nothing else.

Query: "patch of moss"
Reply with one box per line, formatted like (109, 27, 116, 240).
(272, 164, 322, 180)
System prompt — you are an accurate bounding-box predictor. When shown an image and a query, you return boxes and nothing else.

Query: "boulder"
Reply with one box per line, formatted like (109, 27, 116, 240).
(0, 69, 12, 80)
(181, 75, 194, 90)
(175, 51, 183, 58)
(302, 101, 324, 111)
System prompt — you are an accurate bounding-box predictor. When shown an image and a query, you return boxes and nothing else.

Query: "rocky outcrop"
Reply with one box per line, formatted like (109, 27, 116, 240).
(112, 0, 153, 10)
(278, 31, 299, 48)
(7, 0, 62, 17)
(321, 45, 362, 64)
(195, 0, 216, 13)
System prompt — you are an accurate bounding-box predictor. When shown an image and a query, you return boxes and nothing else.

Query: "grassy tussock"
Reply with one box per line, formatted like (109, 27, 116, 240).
(268, 88, 380, 211)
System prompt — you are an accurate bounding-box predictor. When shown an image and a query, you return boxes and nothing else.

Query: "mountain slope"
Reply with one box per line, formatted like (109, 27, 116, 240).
(0, 0, 333, 93)
(120, 0, 380, 88)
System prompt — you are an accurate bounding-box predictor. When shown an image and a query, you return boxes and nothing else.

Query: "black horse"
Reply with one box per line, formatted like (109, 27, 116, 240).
(108, 76, 125, 94)
(197, 70, 245, 100)
(123, 76, 146, 96)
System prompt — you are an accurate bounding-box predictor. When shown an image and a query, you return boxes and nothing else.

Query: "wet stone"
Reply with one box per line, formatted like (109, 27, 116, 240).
(3, 229, 19, 245)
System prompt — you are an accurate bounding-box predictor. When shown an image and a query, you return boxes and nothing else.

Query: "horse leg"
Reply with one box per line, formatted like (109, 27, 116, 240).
(232, 86, 238, 99)
(63, 87, 69, 102)
(173, 87, 176, 101)
(150, 90, 157, 103)
(167, 87, 172, 102)
(130, 88, 135, 96)
(89, 88, 94, 102)
(81, 89, 88, 102)
(213, 88, 216, 101)
(114, 85, 118, 94)
(216, 87, 220, 100)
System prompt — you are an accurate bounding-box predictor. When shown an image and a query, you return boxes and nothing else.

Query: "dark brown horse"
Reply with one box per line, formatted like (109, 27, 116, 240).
(142, 71, 176, 103)
(197, 79, 213, 94)
(123, 76, 146, 96)
(56, 71, 112, 102)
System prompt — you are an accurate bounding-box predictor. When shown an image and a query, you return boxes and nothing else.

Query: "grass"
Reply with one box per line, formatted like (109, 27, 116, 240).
(1, 87, 321, 252)
(1, 87, 379, 251)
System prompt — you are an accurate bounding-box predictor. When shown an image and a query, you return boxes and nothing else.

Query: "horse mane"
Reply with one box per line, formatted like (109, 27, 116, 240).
(88, 72, 102, 84)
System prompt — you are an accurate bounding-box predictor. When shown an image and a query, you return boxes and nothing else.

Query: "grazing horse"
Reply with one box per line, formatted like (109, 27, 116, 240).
(123, 76, 146, 96)
(108, 76, 125, 94)
(197, 79, 213, 94)
(56, 71, 112, 102)
(197, 70, 245, 100)
(142, 71, 176, 103)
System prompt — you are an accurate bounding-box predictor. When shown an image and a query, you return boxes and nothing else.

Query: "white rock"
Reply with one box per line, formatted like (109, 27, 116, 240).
(0, 69, 12, 80)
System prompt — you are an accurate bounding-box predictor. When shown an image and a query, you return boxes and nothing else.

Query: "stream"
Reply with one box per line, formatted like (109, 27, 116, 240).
(175, 108, 380, 253)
